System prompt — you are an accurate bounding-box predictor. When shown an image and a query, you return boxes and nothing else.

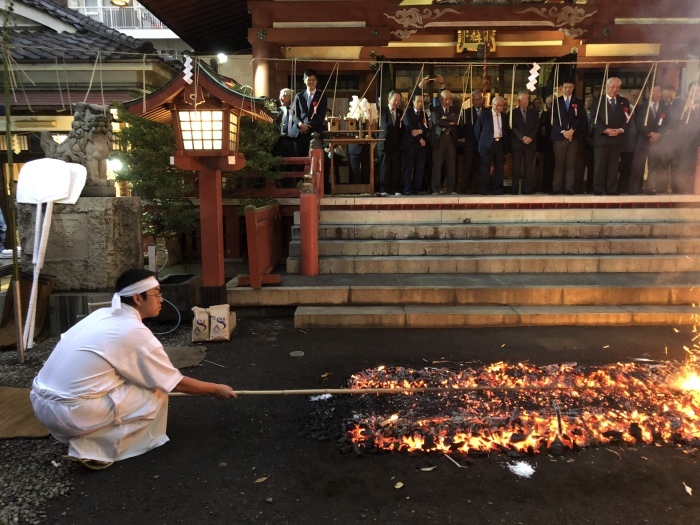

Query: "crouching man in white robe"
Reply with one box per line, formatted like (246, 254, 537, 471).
(30, 269, 236, 469)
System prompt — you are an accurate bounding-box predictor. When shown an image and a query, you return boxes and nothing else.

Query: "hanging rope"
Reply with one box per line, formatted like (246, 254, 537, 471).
(408, 63, 425, 108)
(681, 67, 700, 124)
(639, 62, 658, 126)
(331, 61, 339, 116)
(349, 66, 381, 119)
(457, 63, 470, 126)
(315, 61, 338, 118)
(551, 63, 560, 127)
(8, 54, 34, 113)
(54, 57, 66, 112)
(63, 54, 72, 107)
(509, 63, 517, 128)
(98, 51, 105, 108)
(593, 63, 610, 125)
(3, 46, 19, 104)
(83, 51, 100, 103)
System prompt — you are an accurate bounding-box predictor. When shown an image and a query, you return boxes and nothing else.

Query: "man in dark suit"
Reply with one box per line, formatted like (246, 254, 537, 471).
(274, 88, 297, 157)
(459, 89, 484, 194)
(592, 77, 629, 195)
(474, 96, 510, 195)
(630, 84, 671, 194)
(291, 69, 327, 157)
(378, 90, 404, 196)
(550, 79, 583, 194)
(401, 93, 430, 195)
(510, 90, 538, 195)
(430, 89, 458, 195)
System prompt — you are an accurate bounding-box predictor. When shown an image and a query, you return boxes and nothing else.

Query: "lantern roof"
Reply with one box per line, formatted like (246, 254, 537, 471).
(123, 60, 273, 124)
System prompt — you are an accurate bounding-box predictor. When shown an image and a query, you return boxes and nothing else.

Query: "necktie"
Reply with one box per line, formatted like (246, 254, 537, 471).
(652, 103, 657, 117)
(308, 92, 314, 108)
(565, 97, 570, 111)
(287, 108, 293, 135)
(611, 97, 616, 109)
(391, 109, 396, 126)
(521, 108, 527, 122)
(476, 108, 481, 117)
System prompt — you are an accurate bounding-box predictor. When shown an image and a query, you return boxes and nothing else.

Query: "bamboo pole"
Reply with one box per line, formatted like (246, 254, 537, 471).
(170, 385, 576, 397)
(2, 39, 25, 364)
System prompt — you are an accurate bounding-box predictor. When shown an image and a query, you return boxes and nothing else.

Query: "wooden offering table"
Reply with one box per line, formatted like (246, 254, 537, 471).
(326, 130, 383, 196)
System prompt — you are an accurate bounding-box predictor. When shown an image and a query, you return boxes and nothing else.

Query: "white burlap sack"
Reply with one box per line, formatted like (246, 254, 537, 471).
(209, 304, 233, 342)
(191, 306, 210, 343)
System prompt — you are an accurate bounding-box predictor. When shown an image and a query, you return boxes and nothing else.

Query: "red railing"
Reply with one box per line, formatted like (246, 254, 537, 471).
(238, 203, 283, 289)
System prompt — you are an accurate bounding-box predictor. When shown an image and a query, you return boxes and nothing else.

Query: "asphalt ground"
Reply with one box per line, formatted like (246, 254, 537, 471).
(38, 319, 700, 524)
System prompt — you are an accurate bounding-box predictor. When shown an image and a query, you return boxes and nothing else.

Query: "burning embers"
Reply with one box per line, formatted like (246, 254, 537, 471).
(343, 359, 700, 456)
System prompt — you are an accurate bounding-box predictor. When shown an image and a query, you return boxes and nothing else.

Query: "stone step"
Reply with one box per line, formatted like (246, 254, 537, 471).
(294, 305, 698, 329)
(291, 222, 699, 241)
(295, 207, 700, 225)
(288, 238, 700, 257)
(228, 283, 697, 307)
(286, 254, 700, 274)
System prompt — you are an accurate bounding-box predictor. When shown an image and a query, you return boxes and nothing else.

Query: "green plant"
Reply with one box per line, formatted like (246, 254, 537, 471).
(114, 105, 199, 237)
(237, 117, 281, 180)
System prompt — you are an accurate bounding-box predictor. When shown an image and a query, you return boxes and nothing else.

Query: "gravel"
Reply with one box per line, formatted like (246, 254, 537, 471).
(0, 322, 194, 525)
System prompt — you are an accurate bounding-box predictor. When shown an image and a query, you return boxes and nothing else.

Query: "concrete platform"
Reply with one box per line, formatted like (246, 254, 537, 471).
(294, 304, 699, 329)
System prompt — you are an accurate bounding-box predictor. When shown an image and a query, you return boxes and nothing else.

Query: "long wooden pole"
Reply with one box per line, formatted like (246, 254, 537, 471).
(2, 38, 25, 364)
(170, 385, 575, 397)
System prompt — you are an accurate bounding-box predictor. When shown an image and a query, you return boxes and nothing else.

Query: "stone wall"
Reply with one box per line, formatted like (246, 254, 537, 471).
(18, 197, 143, 292)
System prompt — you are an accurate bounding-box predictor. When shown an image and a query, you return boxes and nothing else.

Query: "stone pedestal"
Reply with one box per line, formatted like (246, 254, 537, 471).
(18, 197, 143, 292)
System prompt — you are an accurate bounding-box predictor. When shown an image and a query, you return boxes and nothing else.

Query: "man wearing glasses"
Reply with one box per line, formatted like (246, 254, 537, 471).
(475, 96, 510, 195)
(30, 269, 236, 470)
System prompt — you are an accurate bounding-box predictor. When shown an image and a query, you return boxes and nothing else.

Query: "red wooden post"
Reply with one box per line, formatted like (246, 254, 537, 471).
(300, 150, 322, 276)
(244, 205, 262, 288)
(198, 167, 225, 288)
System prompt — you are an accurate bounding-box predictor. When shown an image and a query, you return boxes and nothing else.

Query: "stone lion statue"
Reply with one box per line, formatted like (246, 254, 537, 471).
(40, 103, 113, 189)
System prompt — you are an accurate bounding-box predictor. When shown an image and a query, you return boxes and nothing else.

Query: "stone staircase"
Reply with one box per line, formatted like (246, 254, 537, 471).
(229, 196, 700, 328)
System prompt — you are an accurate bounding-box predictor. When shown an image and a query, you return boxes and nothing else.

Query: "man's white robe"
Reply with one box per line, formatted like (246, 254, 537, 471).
(30, 304, 183, 462)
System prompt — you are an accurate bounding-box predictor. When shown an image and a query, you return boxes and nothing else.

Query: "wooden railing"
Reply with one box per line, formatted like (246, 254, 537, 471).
(237, 204, 283, 289)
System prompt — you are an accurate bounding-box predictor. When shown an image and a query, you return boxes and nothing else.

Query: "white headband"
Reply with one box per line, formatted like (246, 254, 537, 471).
(111, 276, 160, 312)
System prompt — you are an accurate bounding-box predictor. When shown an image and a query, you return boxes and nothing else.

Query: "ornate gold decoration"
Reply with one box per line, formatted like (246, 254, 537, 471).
(517, 5, 597, 35)
(457, 30, 496, 53)
(385, 8, 461, 39)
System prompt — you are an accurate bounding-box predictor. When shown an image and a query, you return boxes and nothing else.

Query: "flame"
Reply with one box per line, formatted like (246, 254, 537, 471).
(679, 372, 700, 392)
(342, 358, 700, 456)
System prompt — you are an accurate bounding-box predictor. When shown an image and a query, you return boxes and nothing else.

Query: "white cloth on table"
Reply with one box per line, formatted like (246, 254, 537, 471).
(30, 304, 183, 462)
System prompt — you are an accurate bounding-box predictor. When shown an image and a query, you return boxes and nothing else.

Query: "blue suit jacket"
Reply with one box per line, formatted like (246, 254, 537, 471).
(474, 108, 510, 155)
(550, 95, 583, 141)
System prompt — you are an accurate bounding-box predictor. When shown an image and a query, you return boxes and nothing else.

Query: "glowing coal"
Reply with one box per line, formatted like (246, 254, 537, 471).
(343, 358, 700, 455)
